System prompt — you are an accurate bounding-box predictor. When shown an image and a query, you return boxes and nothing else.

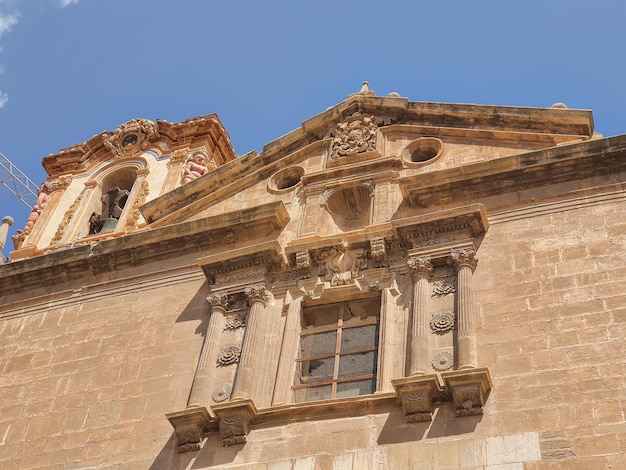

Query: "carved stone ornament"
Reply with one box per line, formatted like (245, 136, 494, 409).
(432, 279, 456, 297)
(165, 406, 213, 454)
(370, 236, 386, 267)
(452, 383, 484, 416)
(54, 175, 73, 190)
(449, 248, 478, 272)
(211, 400, 257, 447)
(295, 249, 312, 269)
(430, 312, 455, 334)
(244, 285, 271, 306)
(407, 256, 433, 279)
(212, 384, 233, 403)
(431, 351, 454, 371)
(123, 179, 149, 232)
(102, 118, 160, 158)
(206, 293, 229, 311)
(224, 312, 246, 330)
(318, 246, 367, 286)
(50, 192, 83, 245)
(401, 391, 434, 423)
(441, 368, 492, 417)
(331, 115, 378, 158)
(217, 343, 242, 366)
(175, 423, 203, 453)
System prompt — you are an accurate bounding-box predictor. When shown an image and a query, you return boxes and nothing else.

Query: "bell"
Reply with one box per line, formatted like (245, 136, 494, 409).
(99, 217, 118, 234)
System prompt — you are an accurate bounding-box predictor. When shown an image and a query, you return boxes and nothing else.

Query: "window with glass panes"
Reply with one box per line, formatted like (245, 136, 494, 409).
(294, 297, 380, 402)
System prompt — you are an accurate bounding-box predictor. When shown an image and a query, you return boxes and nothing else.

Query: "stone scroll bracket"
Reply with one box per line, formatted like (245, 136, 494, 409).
(166, 406, 215, 453)
(211, 399, 258, 447)
(392, 367, 492, 422)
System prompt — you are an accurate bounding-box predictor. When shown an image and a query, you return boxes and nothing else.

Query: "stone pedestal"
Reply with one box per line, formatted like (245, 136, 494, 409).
(392, 374, 442, 422)
(441, 367, 492, 416)
(211, 399, 258, 446)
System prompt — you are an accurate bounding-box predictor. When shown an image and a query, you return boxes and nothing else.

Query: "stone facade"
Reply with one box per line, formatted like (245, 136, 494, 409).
(1, 86, 625, 469)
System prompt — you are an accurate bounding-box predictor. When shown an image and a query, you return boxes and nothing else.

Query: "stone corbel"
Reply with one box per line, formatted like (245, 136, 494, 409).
(165, 406, 214, 453)
(211, 399, 258, 446)
(441, 367, 492, 417)
(391, 374, 442, 422)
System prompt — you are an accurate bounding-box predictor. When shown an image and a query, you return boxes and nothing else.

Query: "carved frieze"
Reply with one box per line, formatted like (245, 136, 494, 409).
(331, 115, 378, 159)
(217, 343, 242, 366)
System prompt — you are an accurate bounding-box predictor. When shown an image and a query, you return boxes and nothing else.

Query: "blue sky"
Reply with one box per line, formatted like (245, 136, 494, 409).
(0, 0, 625, 253)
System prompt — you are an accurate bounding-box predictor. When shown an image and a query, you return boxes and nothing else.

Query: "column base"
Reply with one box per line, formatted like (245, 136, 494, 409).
(165, 406, 214, 453)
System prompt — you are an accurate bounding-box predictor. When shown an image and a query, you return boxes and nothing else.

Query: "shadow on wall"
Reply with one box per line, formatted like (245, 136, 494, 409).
(377, 405, 482, 445)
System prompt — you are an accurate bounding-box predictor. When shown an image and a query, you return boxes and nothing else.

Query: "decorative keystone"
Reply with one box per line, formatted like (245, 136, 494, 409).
(165, 406, 214, 453)
(392, 374, 442, 422)
(441, 367, 492, 417)
(211, 399, 258, 446)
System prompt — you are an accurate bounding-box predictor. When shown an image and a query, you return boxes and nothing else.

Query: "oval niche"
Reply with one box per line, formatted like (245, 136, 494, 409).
(268, 166, 304, 194)
(403, 137, 444, 166)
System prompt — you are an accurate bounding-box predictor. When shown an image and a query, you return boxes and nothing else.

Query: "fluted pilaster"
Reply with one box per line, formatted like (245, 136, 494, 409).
(450, 249, 478, 369)
(407, 256, 433, 375)
(231, 285, 271, 401)
(187, 293, 228, 407)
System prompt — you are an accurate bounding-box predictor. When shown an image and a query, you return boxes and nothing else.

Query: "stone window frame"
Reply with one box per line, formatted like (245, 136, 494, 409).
(293, 296, 382, 403)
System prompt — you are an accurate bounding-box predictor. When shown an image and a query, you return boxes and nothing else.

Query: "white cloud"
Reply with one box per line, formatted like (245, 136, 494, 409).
(0, 13, 17, 38)
(57, 0, 79, 7)
(0, 91, 8, 108)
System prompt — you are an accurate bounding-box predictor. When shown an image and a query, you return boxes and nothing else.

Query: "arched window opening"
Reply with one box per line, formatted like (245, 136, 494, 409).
(88, 167, 137, 235)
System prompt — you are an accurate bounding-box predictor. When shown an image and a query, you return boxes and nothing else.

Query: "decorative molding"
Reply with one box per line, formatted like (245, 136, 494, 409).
(295, 249, 311, 269)
(217, 343, 242, 366)
(123, 179, 149, 232)
(50, 192, 83, 245)
(430, 312, 455, 334)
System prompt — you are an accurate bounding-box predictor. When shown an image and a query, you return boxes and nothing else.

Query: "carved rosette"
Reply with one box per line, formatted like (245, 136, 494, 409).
(217, 343, 242, 366)
(432, 279, 456, 297)
(244, 285, 271, 307)
(407, 256, 433, 279)
(212, 384, 233, 403)
(331, 115, 378, 158)
(450, 249, 478, 272)
(370, 236, 386, 267)
(431, 351, 454, 371)
(430, 312, 455, 334)
(102, 118, 160, 158)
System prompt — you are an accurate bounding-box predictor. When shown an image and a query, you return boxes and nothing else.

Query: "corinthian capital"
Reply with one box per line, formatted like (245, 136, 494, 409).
(206, 293, 229, 312)
(407, 256, 433, 279)
(244, 285, 271, 306)
(449, 249, 478, 272)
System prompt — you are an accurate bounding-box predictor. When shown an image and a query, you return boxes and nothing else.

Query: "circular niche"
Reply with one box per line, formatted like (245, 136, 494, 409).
(404, 137, 444, 166)
(268, 166, 304, 193)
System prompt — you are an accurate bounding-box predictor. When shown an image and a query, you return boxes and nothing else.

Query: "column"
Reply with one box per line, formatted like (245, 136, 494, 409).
(231, 285, 271, 401)
(187, 293, 228, 407)
(450, 248, 478, 369)
(407, 256, 433, 375)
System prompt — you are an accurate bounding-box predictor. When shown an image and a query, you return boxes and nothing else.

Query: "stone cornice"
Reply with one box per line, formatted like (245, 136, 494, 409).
(398, 133, 626, 207)
(0, 201, 289, 297)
